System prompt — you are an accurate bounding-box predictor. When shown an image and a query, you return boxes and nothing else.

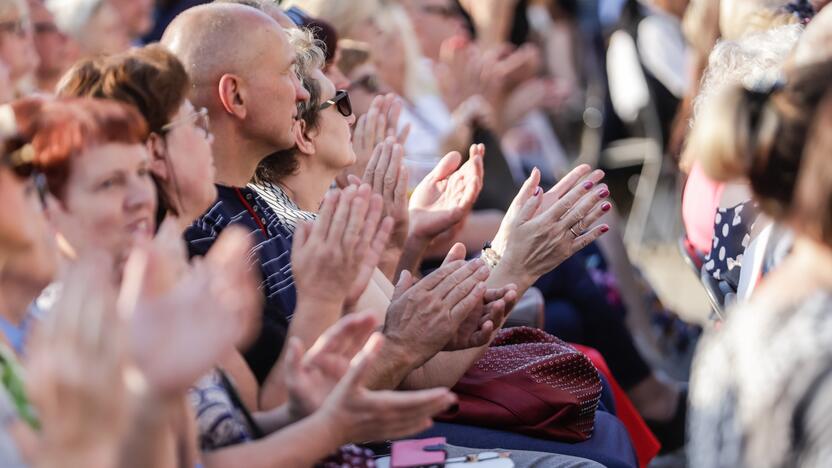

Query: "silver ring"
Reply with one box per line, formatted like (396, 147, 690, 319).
(569, 226, 580, 238)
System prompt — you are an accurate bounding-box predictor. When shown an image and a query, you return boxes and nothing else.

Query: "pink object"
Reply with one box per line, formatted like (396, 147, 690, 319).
(682, 161, 725, 255)
(391, 437, 447, 467)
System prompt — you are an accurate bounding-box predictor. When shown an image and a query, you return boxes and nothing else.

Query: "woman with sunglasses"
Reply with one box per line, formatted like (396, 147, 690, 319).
(57, 44, 217, 232)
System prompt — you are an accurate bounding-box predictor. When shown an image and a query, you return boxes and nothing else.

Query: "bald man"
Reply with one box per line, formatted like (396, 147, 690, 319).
(161, 3, 310, 383)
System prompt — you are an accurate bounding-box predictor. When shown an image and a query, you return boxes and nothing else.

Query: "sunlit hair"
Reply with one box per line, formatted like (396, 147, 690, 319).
(688, 59, 832, 219)
(792, 90, 832, 245)
(23, 98, 149, 199)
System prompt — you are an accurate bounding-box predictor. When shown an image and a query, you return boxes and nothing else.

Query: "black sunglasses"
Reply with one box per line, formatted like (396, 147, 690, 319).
(319, 90, 353, 117)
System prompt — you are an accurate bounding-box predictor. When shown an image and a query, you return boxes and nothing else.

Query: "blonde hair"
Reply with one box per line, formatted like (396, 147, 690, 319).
(375, 4, 435, 100)
(336, 39, 372, 76)
(287, 27, 326, 85)
(689, 60, 832, 219)
(719, 0, 790, 39)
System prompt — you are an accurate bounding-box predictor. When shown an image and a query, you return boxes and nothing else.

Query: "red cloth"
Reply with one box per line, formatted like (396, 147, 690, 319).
(681, 161, 725, 255)
(572, 344, 660, 468)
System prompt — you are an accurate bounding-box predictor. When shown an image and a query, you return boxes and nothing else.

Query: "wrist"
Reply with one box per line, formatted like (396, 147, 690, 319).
(490, 259, 535, 293)
(371, 335, 420, 388)
(308, 408, 349, 448)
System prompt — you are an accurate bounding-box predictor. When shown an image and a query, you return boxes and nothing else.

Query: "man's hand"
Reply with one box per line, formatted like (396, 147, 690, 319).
(383, 251, 490, 367)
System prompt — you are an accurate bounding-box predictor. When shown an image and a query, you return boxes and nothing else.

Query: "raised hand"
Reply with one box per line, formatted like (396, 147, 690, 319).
(317, 332, 457, 444)
(27, 254, 128, 468)
(292, 185, 394, 311)
(409, 144, 485, 241)
(118, 218, 261, 397)
(491, 166, 611, 289)
(383, 250, 490, 367)
(284, 311, 378, 421)
(340, 94, 410, 188)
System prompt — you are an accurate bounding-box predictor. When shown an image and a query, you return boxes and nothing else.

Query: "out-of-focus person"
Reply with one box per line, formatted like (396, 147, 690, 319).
(28, 0, 79, 93)
(0, 0, 38, 96)
(44, 0, 131, 57)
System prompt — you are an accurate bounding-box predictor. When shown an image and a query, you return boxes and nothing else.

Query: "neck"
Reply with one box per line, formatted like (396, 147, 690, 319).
(0, 279, 36, 327)
(37, 72, 62, 94)
(210, 122, 275, 187)
(278, 159, 341, 212)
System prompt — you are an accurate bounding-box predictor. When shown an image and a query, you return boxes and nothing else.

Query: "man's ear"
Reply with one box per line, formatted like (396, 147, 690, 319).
(146, 133, 168, 182)
(294, 119, 316, 155)
(218, 74, 247, 119)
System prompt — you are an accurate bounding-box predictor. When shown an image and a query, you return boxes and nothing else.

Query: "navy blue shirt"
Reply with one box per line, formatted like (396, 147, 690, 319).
(185, 185, 297, 382)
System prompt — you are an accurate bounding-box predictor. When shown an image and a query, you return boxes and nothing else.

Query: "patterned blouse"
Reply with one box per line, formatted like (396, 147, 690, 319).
(249, 181, 317, 233)
(689, 291, 832, 467)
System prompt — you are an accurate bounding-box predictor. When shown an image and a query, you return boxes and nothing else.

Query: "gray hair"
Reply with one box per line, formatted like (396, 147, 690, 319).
(693, 24, 803, 124)
(286, 26, 326, 86)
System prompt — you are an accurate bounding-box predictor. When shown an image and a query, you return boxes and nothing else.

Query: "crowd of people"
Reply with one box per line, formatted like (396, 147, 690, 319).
(0, 0, 830, 466)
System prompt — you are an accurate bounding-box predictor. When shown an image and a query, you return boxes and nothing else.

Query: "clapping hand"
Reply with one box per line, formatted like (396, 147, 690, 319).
(492, 166, 611, 288)
(409, 144, 485, 242)
(291, 184, 393, 311)
(118, 218, 261, 397)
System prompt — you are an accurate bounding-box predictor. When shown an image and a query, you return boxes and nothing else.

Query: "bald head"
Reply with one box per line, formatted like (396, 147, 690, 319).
(161, 4, 289, 95)
(790, 7, 832, 67)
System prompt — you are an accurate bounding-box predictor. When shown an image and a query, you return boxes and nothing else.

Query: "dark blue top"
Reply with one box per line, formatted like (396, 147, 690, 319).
(185, 185, 296, 382)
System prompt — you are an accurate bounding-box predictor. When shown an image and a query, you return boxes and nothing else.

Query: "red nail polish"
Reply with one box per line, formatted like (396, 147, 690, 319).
(600, 225, 609, 233)
(583, 181, 594, 190)
(534, 187, 541, 196)
(602, 203, 611, 212)
(598, 189, 609, 198)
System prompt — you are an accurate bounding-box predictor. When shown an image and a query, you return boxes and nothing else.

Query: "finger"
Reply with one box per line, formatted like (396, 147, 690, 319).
(353, 113, 367, 148)
(517, 182, 544, 223)
(294, 220, 311, 247)
(363, 140, 383, 183)
(440, 243, 467, 266)
(447, 280, 487, 321)
(344, 191, 371, 252)
(283, 336, 305, 376)
(556, 183, 610, 228)
(571, 199, 612, 234)
(387, 97, 402, 138)
(309, 311, 377, 360)
(544, 175, 606, 223)
(311, 189, 340, 243)
(364, 96, 382, 147)
(357, 192, 384, 250)
(465, 318, 495, 348)
(432, 259, 489, 300)
(382, 143, 403, 204)
(347, 174, 362, 186)
(546, 165, 595, 199)
(507, 167, 541, 219)
(572, 224, 610, 252)
(374, 101, 389, 146)
(328, 185, 358, 241)
(393, 164, 408, 215)
(392, 269, 415, 300)
(372, 139, 395, 195)
(430, 151, 462, 182)
(397, 123, 411, 144)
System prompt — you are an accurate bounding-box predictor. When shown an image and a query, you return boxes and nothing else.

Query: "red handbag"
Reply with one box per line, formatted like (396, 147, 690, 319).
(437, 327, 602, 442)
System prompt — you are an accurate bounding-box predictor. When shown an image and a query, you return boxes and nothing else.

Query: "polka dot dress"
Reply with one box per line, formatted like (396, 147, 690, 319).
(703, 201, 757, 289)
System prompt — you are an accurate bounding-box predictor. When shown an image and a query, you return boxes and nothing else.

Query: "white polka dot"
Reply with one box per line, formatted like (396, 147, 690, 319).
(722, 224, 729, 237)
(714, 237, 719, 248)
(715, 213, 722, 224)
(719, 246, 726, 261)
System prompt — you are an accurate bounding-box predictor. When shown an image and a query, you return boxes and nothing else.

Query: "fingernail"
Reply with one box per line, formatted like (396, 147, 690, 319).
(583, 181, 594, 190)
(534, 186, 541, 196)
(598, 189, 609, 198)
(600, 225, 609, 233)
(602, 202, 611, 212)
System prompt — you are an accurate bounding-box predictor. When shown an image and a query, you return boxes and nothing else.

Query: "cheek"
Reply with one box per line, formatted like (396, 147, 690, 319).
(62, 190, 126, 252)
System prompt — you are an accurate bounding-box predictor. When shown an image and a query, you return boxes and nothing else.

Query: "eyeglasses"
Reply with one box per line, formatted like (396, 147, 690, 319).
(33, 22, 60, 36)
(161, 107, 211, 140)
(0, 19, 28, 37)
(421, 4, 461, 19)
(318, 90, 352, 117)
(348, 75, 380, 94)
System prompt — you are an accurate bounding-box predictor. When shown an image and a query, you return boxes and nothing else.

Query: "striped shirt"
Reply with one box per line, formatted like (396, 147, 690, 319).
(248, 181, 317, 233)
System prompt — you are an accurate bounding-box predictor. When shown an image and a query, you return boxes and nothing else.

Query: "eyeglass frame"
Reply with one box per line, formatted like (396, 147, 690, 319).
(318, 90, 353, 117)
(160, 107, 212, 140)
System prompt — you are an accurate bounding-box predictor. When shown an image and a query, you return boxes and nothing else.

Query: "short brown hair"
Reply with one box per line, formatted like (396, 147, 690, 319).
(57, 44, 190, 134)
(792, 91, 832, 245)
(27, 98, 149, 198)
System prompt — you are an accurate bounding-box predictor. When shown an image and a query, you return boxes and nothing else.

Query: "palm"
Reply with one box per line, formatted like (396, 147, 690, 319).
(409, 145, 484, 239)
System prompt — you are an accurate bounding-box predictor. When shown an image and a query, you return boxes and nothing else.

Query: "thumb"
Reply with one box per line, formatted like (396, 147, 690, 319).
(518, 184, 543, 223)
(430, 151, 462, 182)
(347, 174, 362, 186)
(393, 270, 415, 300)
(441, 242, 467, 266)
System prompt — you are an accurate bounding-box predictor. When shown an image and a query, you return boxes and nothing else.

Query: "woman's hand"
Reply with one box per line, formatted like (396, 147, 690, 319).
(118, 218, 261, 397)
(409, 144, 485, 242)
(292, 185, 394, 311)
(491, 166, 611, 288)
(340, 94, 410, 188)
(317, 332, 457, 445)
(27, 254, 128, 468)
